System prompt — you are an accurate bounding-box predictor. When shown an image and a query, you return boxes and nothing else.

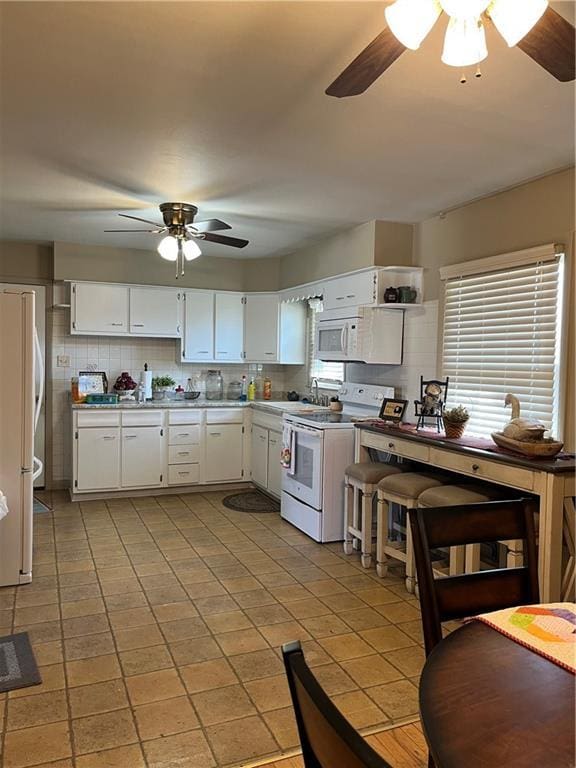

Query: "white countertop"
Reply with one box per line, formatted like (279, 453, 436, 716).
(72, 399, 327, 415)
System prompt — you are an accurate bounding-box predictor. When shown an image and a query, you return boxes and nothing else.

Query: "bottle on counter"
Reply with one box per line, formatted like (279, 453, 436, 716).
(247, 378, 256, 401)
(240, 375, 247, 402)
(263, 376, 272, 400)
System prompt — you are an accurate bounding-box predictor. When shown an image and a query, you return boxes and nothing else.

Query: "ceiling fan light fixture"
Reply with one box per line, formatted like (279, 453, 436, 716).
(442, 15, 488, 67)
(183, 238, 202, 261)
(440, 0, 490, 17)
(157, 235, 179, 261)
(385, 0, 442, 50)
(487, 0, 548, 46)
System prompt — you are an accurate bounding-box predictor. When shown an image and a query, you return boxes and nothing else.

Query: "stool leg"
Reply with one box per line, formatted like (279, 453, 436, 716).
(376, 496, 389, 578)
(449, 545, 465, 575)
(405, 518, 415, 594)
(505, 539, 524, 568)
(360, 491, 373, 569)
(343, 482, 354, 556)
(352, 486, 361, 551)
(465, 544, 481, 572)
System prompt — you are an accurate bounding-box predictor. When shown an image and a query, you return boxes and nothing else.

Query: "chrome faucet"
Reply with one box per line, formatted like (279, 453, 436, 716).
(311, 378, 320, 405)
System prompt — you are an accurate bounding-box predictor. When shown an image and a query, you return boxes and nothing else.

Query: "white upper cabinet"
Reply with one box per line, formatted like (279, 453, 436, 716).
(215, 293, 244, 362)
(181, 291, 214, 362)
(129, 287, 181, 337)
(243, 294, 279, 362)
(72, 283, 129, 335)
(278, 301, 306, 364)
(322, 271, 378, 310)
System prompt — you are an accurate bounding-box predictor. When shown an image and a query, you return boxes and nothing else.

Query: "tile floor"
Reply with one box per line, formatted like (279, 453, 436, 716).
(0, 490, 427, 768)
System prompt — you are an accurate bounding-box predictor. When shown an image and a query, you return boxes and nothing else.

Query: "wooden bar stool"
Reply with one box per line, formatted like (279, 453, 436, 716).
(343, 462, 403, 568)
(418, 484, 507, 576)
(376, 472, 449, 591)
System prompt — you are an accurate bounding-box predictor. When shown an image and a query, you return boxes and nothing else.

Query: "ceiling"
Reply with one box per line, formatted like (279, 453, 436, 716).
(0, 1, 574, 259)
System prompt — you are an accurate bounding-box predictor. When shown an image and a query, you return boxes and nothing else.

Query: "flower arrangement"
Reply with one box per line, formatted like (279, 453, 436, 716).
(443, 405, 470, 438)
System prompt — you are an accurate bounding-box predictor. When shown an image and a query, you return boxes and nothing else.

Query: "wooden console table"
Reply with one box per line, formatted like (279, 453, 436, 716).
(354, 423, 576, 602)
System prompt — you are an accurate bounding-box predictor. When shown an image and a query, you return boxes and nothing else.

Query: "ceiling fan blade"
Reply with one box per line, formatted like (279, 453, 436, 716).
(104, 228, 164, 233)
(191, 219, 232, 233)
(119, 212, 164, 227)
(202, 232, 249, 249)
(326, 27, 406, 98)
(516, 6, 575, 82)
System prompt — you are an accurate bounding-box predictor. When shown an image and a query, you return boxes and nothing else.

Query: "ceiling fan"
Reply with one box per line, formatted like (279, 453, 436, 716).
(326, 0, 575, 97)
(105, 202, 249, 277)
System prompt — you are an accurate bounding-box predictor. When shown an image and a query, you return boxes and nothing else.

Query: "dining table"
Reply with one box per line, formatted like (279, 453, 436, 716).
(419, 620, 576, 768)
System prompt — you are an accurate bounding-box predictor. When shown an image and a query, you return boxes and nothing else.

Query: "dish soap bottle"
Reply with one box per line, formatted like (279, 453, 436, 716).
(263, 376, 272, 400)
(240, 375, 247, 402)
(247, 378, 256, 401)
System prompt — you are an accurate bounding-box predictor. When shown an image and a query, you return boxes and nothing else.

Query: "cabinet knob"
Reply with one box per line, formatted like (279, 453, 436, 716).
(472, 464, 480, 472)
(388, 442, 395, 449)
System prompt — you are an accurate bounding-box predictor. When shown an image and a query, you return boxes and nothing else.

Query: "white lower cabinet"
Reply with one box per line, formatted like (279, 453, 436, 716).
(121, 427, 164, 488)
(205, 423, 244, 483)
(251, 425, 269, 488)
(76, 427, 120, 491)
(267, 430, 282, 497)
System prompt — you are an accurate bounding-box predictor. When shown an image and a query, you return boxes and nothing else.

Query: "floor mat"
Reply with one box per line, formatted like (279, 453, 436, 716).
(0, 632, 42, 693)
(33, 498, 51, 514)
(222, 490, 280, 513)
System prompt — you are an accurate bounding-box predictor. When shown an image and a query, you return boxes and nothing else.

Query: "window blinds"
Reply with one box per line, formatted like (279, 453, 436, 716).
(441, 255, 564, 438)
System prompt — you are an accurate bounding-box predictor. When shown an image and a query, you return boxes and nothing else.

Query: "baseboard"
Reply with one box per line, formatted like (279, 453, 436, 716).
(69, 481, 252, 503)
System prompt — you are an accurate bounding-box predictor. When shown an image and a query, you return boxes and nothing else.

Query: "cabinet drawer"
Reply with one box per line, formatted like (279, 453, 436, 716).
(364, 433, 430, 462)
(121, 411, 163, 427)
(168, 409, 203, 425)
(429, 448, 534, 491)
(205, 409, 244, 424)
(168, 425, 200, 445)
(168, 445, 200, 464)
(168, 463, 200, 486)
(76, 411, 121, 428)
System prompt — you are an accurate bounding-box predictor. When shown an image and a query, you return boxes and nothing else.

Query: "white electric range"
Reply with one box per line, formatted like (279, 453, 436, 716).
(281, 383, 394, 542)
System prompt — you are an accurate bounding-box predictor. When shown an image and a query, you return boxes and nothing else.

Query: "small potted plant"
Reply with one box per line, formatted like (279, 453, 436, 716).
(442, 405, 470, 439)
(152, 375, 176, 400)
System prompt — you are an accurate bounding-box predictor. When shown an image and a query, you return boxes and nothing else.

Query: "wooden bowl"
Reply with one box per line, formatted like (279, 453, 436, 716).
(491, 432, 564, 458)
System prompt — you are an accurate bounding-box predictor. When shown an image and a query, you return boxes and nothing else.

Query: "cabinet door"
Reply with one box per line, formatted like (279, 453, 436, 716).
(323, 272, 377, 310)
(279, 302, 306, 365)
(72, 283, 129, 335)
(244, 294, 279, 362)
(267, 430, 282, 497)
(205, 424, 243, 482)
(76, 428, 120, 490)
(215, 293, 244, 362)
(121, 426, 164, 488)
(251, 425, 268, 488)
(130, 288, 181, 337)
(182, 291, 214, 362)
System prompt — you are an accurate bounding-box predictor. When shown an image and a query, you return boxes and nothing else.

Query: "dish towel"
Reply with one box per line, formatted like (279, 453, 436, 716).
(281, 425, 295, 473)
(0, 490, 8, 522)
(470, 602, 576, 673)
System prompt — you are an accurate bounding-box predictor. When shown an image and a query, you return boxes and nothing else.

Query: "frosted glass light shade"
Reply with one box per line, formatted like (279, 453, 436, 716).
(488, 0, 548, 46)
(385, 0, 442, 50)
(440, 0, 490, 17)
(183, 238, 202, 261)
(442, 16, 488, 66)
(157, 235, 178, 261)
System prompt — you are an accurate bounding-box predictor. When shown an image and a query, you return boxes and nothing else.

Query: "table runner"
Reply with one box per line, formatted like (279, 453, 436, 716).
(471, 603, 576, 673)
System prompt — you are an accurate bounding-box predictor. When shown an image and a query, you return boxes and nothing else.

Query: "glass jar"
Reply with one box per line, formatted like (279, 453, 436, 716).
(227, 381, 242, 401)
(205, 370, 223, 401)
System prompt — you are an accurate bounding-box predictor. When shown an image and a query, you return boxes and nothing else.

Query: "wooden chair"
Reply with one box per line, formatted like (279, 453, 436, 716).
(282, 640, 392, 768)
(408, 499, 539, 657)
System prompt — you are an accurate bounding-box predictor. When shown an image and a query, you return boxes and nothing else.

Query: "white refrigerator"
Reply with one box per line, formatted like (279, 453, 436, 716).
(0, 289, 44, 586)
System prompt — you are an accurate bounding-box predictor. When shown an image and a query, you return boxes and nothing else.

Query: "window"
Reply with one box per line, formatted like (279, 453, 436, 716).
(309, 302, 344, 388)
(441, 247, 564, 438)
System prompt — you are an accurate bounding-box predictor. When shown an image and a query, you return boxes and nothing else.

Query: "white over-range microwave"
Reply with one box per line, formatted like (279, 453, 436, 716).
(315, 306, 404, 364)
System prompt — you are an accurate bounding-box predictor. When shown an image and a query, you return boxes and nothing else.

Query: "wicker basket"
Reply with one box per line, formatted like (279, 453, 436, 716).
(443, 420, 468, 439)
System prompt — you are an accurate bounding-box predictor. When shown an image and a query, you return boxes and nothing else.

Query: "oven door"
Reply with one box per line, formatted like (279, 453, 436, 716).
(282, 424, 323, 510)
(315, 319, 352, 362)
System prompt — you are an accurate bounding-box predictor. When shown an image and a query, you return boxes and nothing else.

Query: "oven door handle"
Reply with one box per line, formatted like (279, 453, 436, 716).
(285, 424, 323, 437)
(340, 323, 348, 356)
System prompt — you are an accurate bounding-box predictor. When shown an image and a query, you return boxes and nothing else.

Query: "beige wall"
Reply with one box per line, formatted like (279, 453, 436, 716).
(0, 241, 53, 282)
(414, 168, 575, 449)
(278, 220, 413, 289)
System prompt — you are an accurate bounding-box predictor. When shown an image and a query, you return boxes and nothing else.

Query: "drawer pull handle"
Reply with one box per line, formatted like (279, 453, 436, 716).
(178, 433, 190, 437)
(102, 436, 116, 441)
(133, 323, 145, 327)
(210, 432, 221, 436)
(109, 322, 123, 327)
(125, 435, 137, 440)
(178, 451, 189, 456)
(472, 464, 480, 472)
(388, 442, 395, 449)
(197, 351, 210, 354)
(178, 471, 189, 476)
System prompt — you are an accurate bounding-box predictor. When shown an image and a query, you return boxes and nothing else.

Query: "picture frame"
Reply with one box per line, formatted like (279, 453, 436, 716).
(379, 398, 408, 423)
(78, 371, 108, 396)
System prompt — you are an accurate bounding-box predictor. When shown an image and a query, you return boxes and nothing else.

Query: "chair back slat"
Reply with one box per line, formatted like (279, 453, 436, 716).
(435, 569, 536, 622)
(409, 499, 539, 656)
(282, 641, 391, 768)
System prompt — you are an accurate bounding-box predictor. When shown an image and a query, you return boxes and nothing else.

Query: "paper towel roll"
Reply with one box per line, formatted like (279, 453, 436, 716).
(141, 370, 153, 400)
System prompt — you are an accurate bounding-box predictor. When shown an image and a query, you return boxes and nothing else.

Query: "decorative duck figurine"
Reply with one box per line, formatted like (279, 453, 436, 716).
(502, 394, 547, 442)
